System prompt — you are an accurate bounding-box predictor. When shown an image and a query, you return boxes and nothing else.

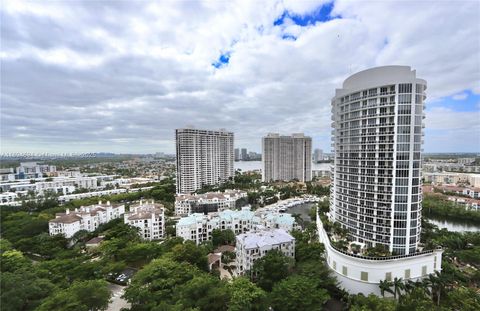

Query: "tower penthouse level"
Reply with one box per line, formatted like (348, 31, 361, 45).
(331, 66, 426, 255)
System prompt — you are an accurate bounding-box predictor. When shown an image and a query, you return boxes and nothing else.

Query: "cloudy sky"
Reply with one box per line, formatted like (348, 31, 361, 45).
(1, 0, 479, 154)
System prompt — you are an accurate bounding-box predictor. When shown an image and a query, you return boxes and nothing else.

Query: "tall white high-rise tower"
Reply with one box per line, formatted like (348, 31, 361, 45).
(262, 133, 312, 182)
(331, 66, 426, 255)
(175, 128, 234, 194)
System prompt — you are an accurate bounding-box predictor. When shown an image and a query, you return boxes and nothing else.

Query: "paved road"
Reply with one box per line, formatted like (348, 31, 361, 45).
(107, 283, 130, 311)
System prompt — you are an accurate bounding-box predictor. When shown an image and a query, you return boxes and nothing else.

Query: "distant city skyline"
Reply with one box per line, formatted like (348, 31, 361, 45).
(1, 1, 479, 154)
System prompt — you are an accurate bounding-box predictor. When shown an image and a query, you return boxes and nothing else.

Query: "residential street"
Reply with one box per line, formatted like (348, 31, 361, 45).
(107, 283, 130, 311)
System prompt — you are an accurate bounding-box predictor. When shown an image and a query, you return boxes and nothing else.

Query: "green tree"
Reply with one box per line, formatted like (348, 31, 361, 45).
(294, 240, 325, 262)
(174, 274, 230, 310)
(116, 242, 163, 265)
(392, 277, 405, 299)
(1, 249, 31, 272)
(397, 287, 436, 311)
(0, 238, 13, 254)
(16, 233, 71, 259)
(123, 257, 200, 310)
(251, 249, 294, 291)
(1, 270, 56, 311)
(211, 229, 235, 248)
(445, 286, 480, 311)
(295, 261, 338, 295)
(36, 279, 111, 311)
(36, 258, 104, 287)
(170, 241, 209, 271)
(270, 276, 330, 311)
(227, 277, 267, 311)
(379, 279, 394, 298)
(349, 294, 396, 311)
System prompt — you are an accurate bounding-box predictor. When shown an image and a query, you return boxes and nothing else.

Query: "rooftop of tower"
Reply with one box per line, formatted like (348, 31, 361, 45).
(337, 65, 427, 95)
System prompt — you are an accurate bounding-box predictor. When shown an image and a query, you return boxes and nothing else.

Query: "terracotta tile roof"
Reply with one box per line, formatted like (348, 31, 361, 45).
(214, 245, 235, 253)
(208, 253, 221, 265)
(50, 214, 82, 224)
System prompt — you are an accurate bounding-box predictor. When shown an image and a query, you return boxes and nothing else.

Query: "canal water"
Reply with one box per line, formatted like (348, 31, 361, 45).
(427, 217, 480, 232)
(235, 161, 331, 172)
(285, 202, 316, 224)
(284, 202, 480, 233)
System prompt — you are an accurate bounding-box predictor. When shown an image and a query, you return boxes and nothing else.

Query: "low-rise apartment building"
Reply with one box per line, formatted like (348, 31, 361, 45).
(424, 172, 480, 187)
(49, 201, 125, 238)
(124, 200, 165, 240)
(235, 229, 295, 275)
(176, 206, 298, 244)
(0, 192, 18, 204)
(175, 190, 247, 215)
(1, 176, 98, 195)
(176, 207, 260, 244)
(463, 188, 480, 199)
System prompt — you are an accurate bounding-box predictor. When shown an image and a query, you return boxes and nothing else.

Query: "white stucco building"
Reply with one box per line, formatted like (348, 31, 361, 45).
(124, 200, 165, 240)
(331, 66, 427, 255)
(0, 192, 18, 204)
(424, 172, 480, 187)
(175, 189, 247, 215)
(176, 206, 298, 244)
(318, 213, 442, 295)
(175, 128, 234, 194)
(235, 229, 295, 275)
(176, 207, 261, 244)
(2, 176, 98, 195)
(262, 133, 312, 182)
(326, 66, 442, 295)
(49, 201, 125, 238)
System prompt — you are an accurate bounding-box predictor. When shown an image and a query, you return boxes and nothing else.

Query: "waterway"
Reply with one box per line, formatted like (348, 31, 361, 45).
(235, 161, 331, 172)
(285, 202, 316, 224)
(427, 217, 480, 232)
(283, 201, 480, 233)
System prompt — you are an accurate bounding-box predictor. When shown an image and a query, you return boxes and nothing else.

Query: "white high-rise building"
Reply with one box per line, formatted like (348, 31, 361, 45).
(175, 128, 234, 194)
(331, 66, 426, 255)
(262, 133, 312, 182)
(241, 148, 248, 160)
(319, 66, 442, 295)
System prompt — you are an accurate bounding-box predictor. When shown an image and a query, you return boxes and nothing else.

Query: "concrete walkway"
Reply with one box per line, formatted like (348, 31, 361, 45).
(107, 283, 130, 311)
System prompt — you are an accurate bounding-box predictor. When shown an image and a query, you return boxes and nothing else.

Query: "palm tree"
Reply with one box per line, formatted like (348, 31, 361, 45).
(431, 271, 450, 306)
(427, 272, 444, 306)
(420, 277, 432, 296)
(392, 277, 404, 299)
(379, 279, 394, 297)
(404, 279, 417, 295)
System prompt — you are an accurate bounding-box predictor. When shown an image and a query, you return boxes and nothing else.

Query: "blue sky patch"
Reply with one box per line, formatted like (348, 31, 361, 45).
(212, 52, 231, 68)
(274, 1, 338, 27)
(426, 90, 479, 112)
(282, 33, 297, 41)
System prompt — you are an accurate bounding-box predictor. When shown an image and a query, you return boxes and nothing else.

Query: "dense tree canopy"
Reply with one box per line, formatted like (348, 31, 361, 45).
(251, 249, 294, 291)
(36, 280, 111, 311)
(211, 229, 236, 248)
(270, 275, 330, 311)
(226, 277, 267, 311)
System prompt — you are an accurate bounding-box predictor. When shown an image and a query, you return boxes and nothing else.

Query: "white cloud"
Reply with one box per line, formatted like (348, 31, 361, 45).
(1, 0, 479, 153)
(452, 92, 468, 100)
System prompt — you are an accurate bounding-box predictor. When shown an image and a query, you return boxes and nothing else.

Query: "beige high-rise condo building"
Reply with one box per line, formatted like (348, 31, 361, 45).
(176, 128, 234, 194)
(262, 133, 312, 182)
